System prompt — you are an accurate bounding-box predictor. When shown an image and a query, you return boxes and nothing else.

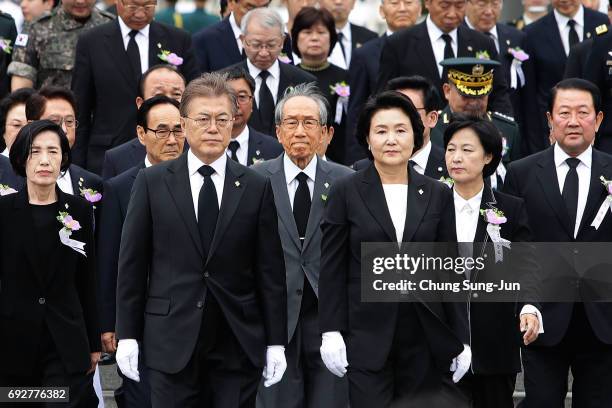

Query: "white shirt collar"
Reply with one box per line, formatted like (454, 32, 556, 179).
(337, 22, 352, 41)
(426, 14, 458, 45)
(118, 16, 150, 39)
(229, 13, 242, 40)
(284, 153, 317, 185)
(1, 147, 8, 158)
(246, 58, 280, 81)
(233, 125, 249, 149)
(187, 148, 227, 178)
(453, 186, 484, 214)
(554, 143, 592, 169)
(144, 156, 153, 168)
(410, 140, 432, 172)
(554, 5, 584, 30)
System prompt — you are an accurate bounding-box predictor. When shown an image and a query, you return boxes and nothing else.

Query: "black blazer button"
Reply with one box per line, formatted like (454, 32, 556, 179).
(204, 271, 210, 278)
(196, 301, 204, 308)
(38, 297, 46, 305)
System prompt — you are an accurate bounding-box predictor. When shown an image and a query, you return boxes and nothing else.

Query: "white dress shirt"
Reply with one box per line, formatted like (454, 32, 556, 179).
(427, 15, 458, 77)
(118, 16, 150, 74)
(227, 126, 250, 166)
(57, 169, 74, 195)
(410, 140, 432, 175)
(465, 18, 500, 53)
(1, 148, 8, 158)
(327, 23, 352, 70)
(453, 187, 483, 244)
(229, 13, 243, 54)
(144, 156, 153, 168)
(187, 149, 226, 220)
(382, 184, 408, 243)
(247, 59, 281, 106)
(554, 5, 584, 56)
(554, 143, 591, 238)
(284, 153, 316, 208)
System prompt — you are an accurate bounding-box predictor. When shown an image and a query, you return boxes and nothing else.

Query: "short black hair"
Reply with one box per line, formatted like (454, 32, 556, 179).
(25, 86, 78, 121)
(291, 7, 338, 59)
(548, 78, 602, 113)
(356, 91, 425, 160)
(10, 120, 71, 178)
(443, 114, 502, 178)
(0, 88, 35, 149)
(136, 95, 180, 129)
(138, 64, 187, 98)
(218, 65, 256, 94)
(386, 75, 443, 113)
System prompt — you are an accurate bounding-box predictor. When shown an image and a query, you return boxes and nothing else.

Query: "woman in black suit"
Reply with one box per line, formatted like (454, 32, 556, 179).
(318, 91, 471, 408)
(443, 115, 541, 408)
(0, 120, 99, 406)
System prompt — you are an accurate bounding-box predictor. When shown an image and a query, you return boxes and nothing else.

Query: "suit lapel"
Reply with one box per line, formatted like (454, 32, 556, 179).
(44, 189, 69, 285)
(13, 188, 45, 288)
(220, 18, 242, 63)
(247, 129, 263, 166)
(357, 164, 397, 242)
(105, 21, 138, 87)
(164, 155, 203, 259)
(267, 155, 301, 250)
(578, 151, 609, 234)
(205, 159, 246, 266)
(542, 13, 567, 62)
(277, 63, 290, 102)
(148, 22, 162, 68)
(415, 23, 441, 87)
(536, 147, 574, 237)
(302, 157, 330, 252)
(474, 186, 496, 258)
(402, 169, 430, 242)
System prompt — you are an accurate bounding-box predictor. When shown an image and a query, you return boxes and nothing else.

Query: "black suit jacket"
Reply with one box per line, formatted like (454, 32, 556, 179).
(0, 154, 22, 190)
(72, 20, 199, 175)
(102, 138, 146, 180)
(0, 187, 98, 376)
(522, 9, 608, 153)
(116, 154, 287, 373)
(496, 23, 527, 123)
(228, 60, 316, 136)
(98, 163, 142, 333)
(192, 16, 293, 73)
(245, 128, 283, 165)
(377, 21, 513, 116)
(346, 35, 386, 163)
(69, 164, 103, 198)
(504, 146, 612, 346)
(318, 163, 465, 371)
(348, 23, 378, 50)
(564, 38, 592, 78)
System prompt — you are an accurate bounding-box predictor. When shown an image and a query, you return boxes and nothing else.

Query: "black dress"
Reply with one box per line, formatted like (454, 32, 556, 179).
(298, 62, 349, 164)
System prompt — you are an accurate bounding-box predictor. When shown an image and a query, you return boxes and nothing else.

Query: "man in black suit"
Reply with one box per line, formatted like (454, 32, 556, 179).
(521, 0, 608, 154)
(377, 0, 513, 116)
(346, 0, 422, 163)
(464, 0, 527, 125)
(99, 95, 186, 408)
(0, 154, 20, 191)
(25, 87, 103, 200)
(71, 0, 198, 175)
(504, 78, 612, 407)
(353, 76, 448, 180)
(227, 8, 315, 136)
(222, 66, 283, 165)
(101, 64, 187, 180)
(318, 0, 378, 70)
(192, 0, 293, 73)
(115, 73, 288, 407)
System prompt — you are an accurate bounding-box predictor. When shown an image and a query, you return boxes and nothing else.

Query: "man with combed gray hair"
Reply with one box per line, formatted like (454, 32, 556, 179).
(253, 82, 352, 408)
(226, 8, 315, 136)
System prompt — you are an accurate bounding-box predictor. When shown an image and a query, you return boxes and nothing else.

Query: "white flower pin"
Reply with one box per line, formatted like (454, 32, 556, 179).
(324, 182, 329, 189)
(235, 181, 241, 187)
(418, 189, 424, 195)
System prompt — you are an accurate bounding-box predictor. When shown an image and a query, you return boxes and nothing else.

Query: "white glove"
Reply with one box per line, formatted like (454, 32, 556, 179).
(320, 331, 348, 377)
(449, 344, 471, 383)
(263, 345, 287, 387)
(116, 339, 140, 382)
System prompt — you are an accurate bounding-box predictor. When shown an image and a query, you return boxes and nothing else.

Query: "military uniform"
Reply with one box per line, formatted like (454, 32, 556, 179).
(155, 6, 184, 30)
(7, 7, 113, 89)
(0, 11, 17, 98)
(182, 7, 219, 34)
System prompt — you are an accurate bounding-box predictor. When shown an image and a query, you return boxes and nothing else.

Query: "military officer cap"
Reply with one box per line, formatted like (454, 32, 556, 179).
(440, 57, 501, 98)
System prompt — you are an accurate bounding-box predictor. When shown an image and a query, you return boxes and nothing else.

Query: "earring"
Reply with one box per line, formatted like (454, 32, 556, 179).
(368, 145, 371, 151)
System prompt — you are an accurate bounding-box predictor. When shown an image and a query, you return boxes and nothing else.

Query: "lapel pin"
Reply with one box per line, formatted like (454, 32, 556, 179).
(467, 46, 473, 52)
(65, 203, 69, 209)
(256, 150, 261, 156)
(608, 51, 612, 57)
(506, 39, 510, 45)
(418, 189, 423, 195)
(324, 182, 329, 189)
(235, 181, 240, 187)
(587, 32, 592, 39)
(437, 167, 443, 172)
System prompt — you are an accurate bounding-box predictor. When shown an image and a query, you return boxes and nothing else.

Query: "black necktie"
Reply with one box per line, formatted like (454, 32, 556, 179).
(197, 165, 219, 256)
(562, 157, 580, 235)
(568, 19, 579, 49)
(293, 172, 311, 243)
(228, 140, 240, 162)
(337, 32, 348, 64)
(441, 33, 454, 79)
(126, 30, 141, 82)
(258, 71, 275, 133)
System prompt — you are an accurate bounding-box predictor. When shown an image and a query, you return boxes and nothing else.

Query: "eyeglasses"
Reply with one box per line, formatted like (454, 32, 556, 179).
(281, 118, 320, 130)
(145, 127, 185, 139)
(237, 94, 253, 105)
(243, 39, 283, 52)
(46, 115, 79, 129)
(469, 0, 502, 9)
(121, 0, 157, 13)
(184, 115, 234, 129)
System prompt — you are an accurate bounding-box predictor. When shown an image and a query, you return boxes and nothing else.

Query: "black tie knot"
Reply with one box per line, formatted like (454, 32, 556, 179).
(129, 29, 139, 39)
(441, 33, 452, 45)
(337, 32, 344, 40)
(568, 19, 577, 28)
(296, 172, 309, 184)
(259, 70, 270, 80)
(228, 140, 239, 154)
(198, 165, 215, 178)
(566, 157, 580, 169)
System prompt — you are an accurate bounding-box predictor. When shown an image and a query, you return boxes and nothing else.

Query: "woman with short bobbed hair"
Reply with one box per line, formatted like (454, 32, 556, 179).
(0, 120, 100, 406)
(0, 88, 35, 155)
(318, 91, 470, 407)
